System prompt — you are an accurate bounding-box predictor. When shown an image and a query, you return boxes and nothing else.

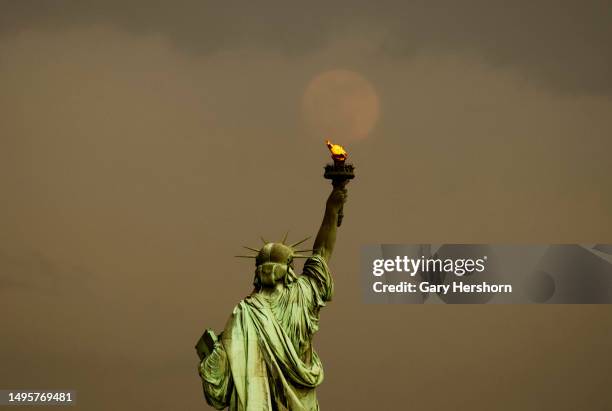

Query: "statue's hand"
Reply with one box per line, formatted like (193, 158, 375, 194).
(198, 341, 227, 380)
(327, 187, 348, 212)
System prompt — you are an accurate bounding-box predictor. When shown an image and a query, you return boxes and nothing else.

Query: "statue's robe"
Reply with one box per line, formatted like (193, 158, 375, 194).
(201, 255, 334, 410)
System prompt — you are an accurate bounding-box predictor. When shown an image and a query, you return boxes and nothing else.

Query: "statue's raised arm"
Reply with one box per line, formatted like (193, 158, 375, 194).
(313, 185, 348, 263)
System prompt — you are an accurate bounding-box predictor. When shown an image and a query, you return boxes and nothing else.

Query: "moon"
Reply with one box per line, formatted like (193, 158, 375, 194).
(302, 69, 380, 141)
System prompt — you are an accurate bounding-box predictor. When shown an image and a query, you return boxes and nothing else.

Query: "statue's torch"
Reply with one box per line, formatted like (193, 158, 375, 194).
(323, 140, 355, 227)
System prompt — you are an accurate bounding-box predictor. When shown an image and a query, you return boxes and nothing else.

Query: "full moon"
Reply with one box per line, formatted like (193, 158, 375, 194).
(302, 69, 380, 141)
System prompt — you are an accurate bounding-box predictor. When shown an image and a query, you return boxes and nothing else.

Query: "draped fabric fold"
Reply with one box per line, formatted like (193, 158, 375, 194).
(201, 255, 333, 410)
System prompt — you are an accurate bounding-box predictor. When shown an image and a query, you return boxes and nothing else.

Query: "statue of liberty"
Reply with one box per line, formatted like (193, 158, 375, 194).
(197, 181, 349, 411)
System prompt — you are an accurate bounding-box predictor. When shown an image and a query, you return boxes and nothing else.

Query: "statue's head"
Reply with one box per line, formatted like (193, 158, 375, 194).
(255, 243, 294, 287)
(236, 235, 311, 291)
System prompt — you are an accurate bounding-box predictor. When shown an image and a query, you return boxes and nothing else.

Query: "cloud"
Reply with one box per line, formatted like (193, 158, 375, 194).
(1, 1, 612, 94)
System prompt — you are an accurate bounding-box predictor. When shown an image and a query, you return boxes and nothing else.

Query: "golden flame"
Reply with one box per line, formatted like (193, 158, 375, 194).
(325, 139, 348, 162)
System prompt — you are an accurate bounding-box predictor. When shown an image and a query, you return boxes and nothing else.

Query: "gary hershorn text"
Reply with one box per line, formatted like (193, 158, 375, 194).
(372, 281, 513, 294)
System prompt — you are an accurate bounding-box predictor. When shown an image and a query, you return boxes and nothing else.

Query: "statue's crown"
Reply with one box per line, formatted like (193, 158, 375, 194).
(235, 233, 312, 266)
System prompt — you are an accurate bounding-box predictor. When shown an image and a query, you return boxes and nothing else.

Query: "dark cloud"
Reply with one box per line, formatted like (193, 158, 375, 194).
(1, 1, 612, 94)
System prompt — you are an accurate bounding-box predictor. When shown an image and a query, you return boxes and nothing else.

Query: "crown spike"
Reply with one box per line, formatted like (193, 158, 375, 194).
(281, 230, 289, 244)
(243, 246, 260, 253)
(260, 236, 268, 244)
(290, 236, 311, 248)
(235, 255, 258, 259)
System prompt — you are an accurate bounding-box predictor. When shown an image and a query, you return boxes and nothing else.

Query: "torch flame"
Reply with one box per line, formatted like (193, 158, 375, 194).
(325, 140, 348, 162)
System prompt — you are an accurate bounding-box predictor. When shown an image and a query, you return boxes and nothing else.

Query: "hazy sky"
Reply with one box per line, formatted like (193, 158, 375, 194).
(2, 1, 612, 94)
(1, 2, 611, 410)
